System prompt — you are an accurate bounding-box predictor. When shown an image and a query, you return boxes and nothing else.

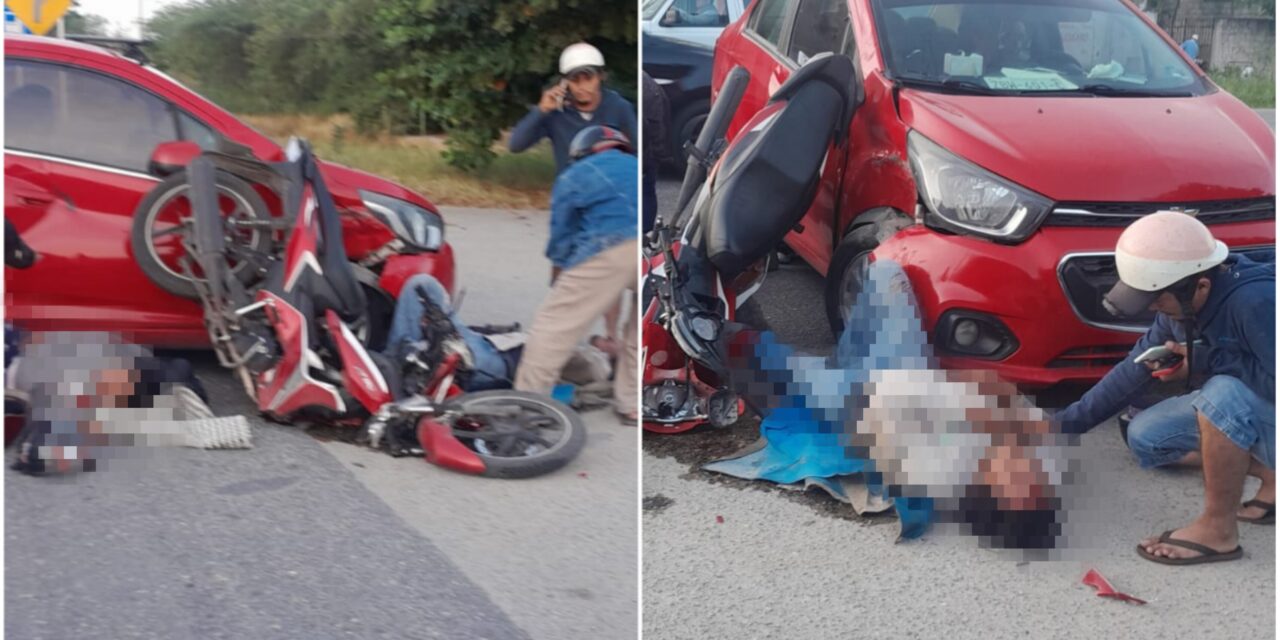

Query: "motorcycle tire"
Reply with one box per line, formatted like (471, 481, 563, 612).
(131, 170, 273, 300)
(443, 390, 587, 479)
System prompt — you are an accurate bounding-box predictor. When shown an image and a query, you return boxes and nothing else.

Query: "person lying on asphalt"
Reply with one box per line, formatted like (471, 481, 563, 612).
(514, 126, 639, 424)
(384, 274, 614, 395)
(1055, 211, 1275, 565)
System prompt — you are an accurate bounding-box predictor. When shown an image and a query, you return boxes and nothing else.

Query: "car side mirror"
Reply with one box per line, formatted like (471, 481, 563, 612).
(661, 8, 680, 26)
(148, 140, 202, 177)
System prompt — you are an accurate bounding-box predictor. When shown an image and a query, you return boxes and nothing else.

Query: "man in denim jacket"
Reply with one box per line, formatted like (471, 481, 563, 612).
(515, 126, 638, 423)
(1056, 212, 1275, 565)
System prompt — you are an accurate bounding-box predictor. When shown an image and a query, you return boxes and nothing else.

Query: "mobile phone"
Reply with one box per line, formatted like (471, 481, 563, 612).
(1133, 339, 1205, 365)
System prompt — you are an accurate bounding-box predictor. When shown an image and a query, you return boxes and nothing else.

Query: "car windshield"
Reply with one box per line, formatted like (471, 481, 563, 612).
(871, 0, 1208, 96)
(643, 0, 668, 20)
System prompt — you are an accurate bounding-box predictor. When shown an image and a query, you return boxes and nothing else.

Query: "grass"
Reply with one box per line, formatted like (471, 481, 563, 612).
(239, 114, 557, 209)
(1210, 68, 1276, 109)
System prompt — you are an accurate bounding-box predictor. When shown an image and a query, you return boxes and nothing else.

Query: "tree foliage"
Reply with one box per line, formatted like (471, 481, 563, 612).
(144, 0, 635, 169)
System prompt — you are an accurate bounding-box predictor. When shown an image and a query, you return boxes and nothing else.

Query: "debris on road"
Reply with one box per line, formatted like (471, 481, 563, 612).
(1082, 569, 1147, 605)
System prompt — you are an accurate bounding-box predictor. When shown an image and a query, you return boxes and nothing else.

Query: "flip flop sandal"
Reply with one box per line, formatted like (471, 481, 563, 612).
(1136, 530, 1244, 565)
(1238, 499, 1275, 525)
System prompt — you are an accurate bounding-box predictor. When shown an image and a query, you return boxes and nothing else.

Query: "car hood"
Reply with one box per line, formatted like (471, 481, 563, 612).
(899, 88, 1275, 203)
(317, 160, 439, 213)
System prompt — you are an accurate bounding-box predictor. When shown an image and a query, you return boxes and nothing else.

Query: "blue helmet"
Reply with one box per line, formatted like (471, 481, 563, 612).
(568, 126, 633, 163)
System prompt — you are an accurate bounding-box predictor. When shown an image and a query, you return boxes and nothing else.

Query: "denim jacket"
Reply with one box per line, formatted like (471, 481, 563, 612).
(1057, 253, 1276, 435)
(545, 149, 637, 270)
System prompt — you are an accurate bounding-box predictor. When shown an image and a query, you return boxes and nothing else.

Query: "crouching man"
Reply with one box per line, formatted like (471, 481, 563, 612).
(1056, 211, 1275, 565)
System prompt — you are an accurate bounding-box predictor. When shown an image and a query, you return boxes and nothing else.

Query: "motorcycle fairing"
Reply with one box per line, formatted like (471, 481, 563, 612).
(255, 290, 345, 417)
(326, 309, 393, 414)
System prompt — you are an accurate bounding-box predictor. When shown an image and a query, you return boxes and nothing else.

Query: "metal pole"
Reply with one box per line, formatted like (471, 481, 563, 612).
(138, 0, 144, 38)
(55, 17, 63, 38)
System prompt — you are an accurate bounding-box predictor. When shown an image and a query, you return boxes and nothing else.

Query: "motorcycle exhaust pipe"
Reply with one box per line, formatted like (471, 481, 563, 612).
(670, 65, 750, 226)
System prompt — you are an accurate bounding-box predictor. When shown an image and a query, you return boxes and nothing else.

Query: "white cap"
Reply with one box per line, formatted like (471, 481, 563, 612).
(560, 43, 605, 75)
(1104, 211, 1228, 316)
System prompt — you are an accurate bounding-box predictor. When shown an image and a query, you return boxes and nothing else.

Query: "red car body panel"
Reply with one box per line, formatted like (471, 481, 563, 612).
(4, 35, 455, 346)
(713, 0, 1276, 386)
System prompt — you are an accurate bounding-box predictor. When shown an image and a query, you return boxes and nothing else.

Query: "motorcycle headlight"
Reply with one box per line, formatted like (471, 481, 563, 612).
(907, 131, 1052, 244)
(359, 190, 445, 252)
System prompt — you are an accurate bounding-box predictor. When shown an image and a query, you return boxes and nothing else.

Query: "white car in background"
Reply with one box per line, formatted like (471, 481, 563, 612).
(642, 0, 746, 50)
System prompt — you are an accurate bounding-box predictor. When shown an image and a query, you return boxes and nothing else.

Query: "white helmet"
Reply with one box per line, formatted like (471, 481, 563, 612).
(559, 42, 605, 75)
(1104, 210, 1228, 317)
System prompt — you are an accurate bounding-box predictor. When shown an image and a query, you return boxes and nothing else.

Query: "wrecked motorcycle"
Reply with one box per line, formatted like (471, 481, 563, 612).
(146, 139, 585, 478)
(641, 53, 859, 433)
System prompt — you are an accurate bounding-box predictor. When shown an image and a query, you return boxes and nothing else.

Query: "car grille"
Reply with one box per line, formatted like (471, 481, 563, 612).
(1045, 197, 1275, 227)
(1047, 345, 1132, 369)
(1058, 246, 1275, 333)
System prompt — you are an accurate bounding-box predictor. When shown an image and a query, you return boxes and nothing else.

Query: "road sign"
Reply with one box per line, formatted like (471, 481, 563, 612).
(6, 0, 72, 36)
(5, 7, 32, 34)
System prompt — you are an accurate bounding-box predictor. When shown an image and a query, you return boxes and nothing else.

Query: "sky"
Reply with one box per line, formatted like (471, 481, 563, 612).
(74, 0, 191, 39)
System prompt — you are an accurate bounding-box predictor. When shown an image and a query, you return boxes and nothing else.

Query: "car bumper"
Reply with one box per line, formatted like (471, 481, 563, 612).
(870, 222, 1274, 387)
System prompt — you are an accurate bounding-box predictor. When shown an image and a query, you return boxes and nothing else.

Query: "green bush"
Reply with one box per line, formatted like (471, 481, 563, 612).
(1211, 67, 1276, 109)
(146, 0, 635, 170)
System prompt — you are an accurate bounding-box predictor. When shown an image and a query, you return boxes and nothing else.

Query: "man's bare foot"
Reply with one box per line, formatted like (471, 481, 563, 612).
(1138, 518, 1239, 560)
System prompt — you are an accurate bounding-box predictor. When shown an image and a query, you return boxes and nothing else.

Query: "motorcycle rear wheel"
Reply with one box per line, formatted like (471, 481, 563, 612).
(443, 390, 587, 479)
(131, 170, 273, 299)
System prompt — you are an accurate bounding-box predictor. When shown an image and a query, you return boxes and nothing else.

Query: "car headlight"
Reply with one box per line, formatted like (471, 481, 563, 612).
(359, 190, 445, 252)
(907, 131, 1052, 243)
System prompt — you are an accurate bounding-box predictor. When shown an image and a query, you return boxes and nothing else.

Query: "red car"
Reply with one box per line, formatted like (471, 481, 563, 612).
(713, 0, 1275, 385)
(4, 35, 455, 347)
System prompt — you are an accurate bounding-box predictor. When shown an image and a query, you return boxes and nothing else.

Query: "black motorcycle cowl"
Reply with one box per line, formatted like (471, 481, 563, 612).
(701, 53, 854, 279)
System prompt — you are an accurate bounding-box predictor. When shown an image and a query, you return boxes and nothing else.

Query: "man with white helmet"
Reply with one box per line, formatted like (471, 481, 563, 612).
(1057, 211, 1275, 565)
(509, 42, 637, 173)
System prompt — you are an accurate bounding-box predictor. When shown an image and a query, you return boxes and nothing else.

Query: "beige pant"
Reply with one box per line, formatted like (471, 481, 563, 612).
(515, 241, 638, 415)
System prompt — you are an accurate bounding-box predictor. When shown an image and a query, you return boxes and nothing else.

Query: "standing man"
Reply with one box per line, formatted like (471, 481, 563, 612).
(1180, 34, 1200, 61)
(509, 42, 637, 174)
(1055, 212, 1274, 565)
(515, 126, 638, 424)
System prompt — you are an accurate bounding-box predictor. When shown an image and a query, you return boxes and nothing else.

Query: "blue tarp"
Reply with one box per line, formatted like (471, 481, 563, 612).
(704, 259, 938, 539)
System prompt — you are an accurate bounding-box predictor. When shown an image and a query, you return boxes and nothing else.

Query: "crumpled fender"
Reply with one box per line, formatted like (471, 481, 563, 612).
(417, 418, 485, 475)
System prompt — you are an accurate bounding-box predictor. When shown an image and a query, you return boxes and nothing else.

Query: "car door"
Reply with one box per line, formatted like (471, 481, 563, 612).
(717, 0, 797, 142)
(3, 57, 207, 334)
(777, 0, 855, 269)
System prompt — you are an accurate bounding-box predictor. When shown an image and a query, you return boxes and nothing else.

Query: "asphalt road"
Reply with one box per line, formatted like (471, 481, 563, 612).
(644, 157, 1276, 638)
(7, 207, 638, 640)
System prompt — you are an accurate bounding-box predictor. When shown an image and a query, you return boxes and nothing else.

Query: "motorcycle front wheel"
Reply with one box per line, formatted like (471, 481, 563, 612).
(443, 390, 587, 479)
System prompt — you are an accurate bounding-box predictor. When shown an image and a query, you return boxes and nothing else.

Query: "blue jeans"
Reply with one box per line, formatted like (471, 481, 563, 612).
(1127, 375, 1276, 470)
(384, 275, 510, 389)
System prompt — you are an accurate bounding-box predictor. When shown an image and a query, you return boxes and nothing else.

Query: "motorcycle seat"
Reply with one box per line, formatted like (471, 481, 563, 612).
(701, 53, 855, 278)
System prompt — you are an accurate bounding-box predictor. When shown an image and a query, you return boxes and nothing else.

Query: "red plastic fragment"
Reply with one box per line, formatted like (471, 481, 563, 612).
(1082, 569, 1147, 605)
(578, 472, 588, 478)
(716, 515, 725, 524)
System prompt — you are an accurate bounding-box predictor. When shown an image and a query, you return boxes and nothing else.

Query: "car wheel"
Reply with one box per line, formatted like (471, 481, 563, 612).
(823, 208, 912, 337)
(670, 99, 709, 174)
(130, 170, 273, 300)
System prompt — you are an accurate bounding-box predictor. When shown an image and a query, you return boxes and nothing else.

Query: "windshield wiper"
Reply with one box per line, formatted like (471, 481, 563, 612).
(1052, 84, 1195, 98)
(894, 76, 1002, 96)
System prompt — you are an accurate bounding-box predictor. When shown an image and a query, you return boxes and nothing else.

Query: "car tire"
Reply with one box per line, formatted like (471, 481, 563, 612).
(824, 208, 912, 338)
(670, 99, 710, 174)
(130, 170, 273, 300)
